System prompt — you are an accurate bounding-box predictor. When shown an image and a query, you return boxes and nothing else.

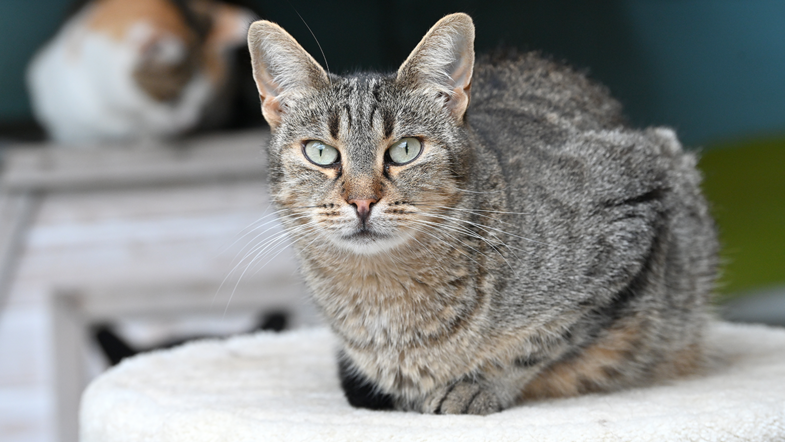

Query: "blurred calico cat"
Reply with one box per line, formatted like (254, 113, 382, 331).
(247, 13, 718, 414)
(27, 0, 254, 145)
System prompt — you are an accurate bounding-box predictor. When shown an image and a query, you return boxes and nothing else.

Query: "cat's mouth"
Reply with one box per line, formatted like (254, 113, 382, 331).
(331, 222, 413, 255)
(342, 228, 389, 242)
(335, 227, 403, 255)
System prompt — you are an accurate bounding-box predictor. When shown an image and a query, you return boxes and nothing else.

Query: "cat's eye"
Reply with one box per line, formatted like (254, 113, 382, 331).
(303, 140, 340, 166)
(387, 138, 422, 165)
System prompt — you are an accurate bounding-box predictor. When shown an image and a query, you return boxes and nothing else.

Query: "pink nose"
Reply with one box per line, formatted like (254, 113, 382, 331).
(347, 198, 378, 225)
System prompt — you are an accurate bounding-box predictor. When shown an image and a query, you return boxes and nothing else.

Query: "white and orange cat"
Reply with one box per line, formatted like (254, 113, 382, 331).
(27, 0, 254, 145)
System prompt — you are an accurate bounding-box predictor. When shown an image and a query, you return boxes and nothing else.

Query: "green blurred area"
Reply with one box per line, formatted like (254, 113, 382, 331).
(699, 136, 785, 301)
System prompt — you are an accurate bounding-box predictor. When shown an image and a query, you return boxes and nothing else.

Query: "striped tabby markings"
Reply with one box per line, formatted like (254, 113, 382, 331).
(519, 317, 652, 400)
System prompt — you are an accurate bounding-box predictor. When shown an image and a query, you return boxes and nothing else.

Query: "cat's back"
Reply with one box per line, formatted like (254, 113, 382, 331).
(466, 51, 717, 321)
(467, 51, 700, 213)
(467, 51, 668, 216)
(469, 52, 625, 134)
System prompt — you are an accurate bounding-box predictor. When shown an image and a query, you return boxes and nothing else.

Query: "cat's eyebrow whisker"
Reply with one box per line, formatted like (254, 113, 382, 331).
(286, 0, 331, 81)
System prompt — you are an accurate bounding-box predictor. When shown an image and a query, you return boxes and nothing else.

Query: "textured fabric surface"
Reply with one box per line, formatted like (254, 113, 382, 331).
(80, 322, 785, 442)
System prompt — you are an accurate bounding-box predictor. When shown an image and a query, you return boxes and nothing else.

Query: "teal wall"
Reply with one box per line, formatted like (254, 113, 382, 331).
(2, 0, 784, 146)
(0, 0, 71, 120)
(623, 0, 785, 145)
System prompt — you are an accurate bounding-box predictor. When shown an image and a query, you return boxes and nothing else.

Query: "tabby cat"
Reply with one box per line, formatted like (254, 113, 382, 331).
(247, 13, 718, 414)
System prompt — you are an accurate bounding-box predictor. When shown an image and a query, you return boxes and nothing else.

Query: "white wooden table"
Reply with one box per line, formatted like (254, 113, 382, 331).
(0, 130, 315, 442)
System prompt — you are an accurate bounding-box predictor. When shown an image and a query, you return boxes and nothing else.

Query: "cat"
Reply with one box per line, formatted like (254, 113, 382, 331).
(246, 13, 719, 414)
(27, 0, 254, 145)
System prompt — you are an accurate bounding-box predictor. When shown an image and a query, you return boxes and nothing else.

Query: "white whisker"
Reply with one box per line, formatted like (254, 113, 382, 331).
(413, 218, 515, 270)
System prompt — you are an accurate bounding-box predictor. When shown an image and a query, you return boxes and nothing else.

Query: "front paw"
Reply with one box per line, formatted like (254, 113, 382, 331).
(423, 381, 502, 415)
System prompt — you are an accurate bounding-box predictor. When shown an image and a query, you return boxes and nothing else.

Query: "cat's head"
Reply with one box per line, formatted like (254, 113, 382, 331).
(86, 0, 254, 101)
(248, 13, 475, 255)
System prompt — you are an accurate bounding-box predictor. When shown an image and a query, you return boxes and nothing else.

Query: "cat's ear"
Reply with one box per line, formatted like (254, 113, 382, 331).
(247, 20, 329, 130)
(397, 13, 475, 122)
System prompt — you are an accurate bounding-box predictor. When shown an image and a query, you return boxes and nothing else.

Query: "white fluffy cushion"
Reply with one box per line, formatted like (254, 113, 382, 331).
(80, 322, 785, 441)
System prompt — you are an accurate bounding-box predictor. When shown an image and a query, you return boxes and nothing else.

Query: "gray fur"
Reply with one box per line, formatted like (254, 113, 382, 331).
(247, 13, 718, 415)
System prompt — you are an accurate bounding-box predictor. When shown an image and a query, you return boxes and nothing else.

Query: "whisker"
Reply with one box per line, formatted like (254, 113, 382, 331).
(411, 201, 535, 217)
(421, 212, 531, 255)
(413, 218, 515, 270)
(215, 216, 315, 308)
(216, 206, 285, 255)
(247, 226, 321, 276)
(409, 221, 487, 268)
(232, 213, 312, 262)
(238, 220, 316, 263)
(454, 187, 506, 195)
(251, 231, 321, 277)
(403, 234, 452, 277)
(422, 209, 549, 247)
(226, 213, 309, 261)
(222, 223, 319, 315)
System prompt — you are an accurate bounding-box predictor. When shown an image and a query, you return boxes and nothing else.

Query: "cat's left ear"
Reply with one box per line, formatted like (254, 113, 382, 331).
(397, 13, 475, 122)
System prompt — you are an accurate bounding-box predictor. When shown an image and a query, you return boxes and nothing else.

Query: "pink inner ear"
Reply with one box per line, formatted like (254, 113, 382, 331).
(261, 95, 284, 129)
(447, 84, 471, 121)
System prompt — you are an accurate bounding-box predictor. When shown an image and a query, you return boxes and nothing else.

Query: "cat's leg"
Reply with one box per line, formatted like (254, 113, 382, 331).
(417, 344, 569, 414)
(337, 351, 395, 410)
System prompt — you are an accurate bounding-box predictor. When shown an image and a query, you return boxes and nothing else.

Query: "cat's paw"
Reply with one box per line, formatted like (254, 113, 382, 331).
(423, 381, 502, 415)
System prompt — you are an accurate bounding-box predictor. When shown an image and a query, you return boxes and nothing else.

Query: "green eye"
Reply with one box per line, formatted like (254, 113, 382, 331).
(387, 137, 422, 165)
(303, 140, 340, 166)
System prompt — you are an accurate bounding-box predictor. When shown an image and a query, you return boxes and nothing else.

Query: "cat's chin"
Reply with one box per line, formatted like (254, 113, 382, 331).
(332, 229, 409, 256)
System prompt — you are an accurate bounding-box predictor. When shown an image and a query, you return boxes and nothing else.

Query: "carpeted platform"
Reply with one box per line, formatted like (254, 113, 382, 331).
(80, 322, 785, 442)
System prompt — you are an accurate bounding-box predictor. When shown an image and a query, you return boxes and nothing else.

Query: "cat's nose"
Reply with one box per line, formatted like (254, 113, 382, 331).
(348, 198, 378, 225)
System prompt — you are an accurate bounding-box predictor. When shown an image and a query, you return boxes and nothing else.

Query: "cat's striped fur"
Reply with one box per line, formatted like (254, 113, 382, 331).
(247, 13, 718, 414)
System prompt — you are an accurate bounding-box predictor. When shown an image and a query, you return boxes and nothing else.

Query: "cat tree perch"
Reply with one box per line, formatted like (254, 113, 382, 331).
(80, 322, 785, 441)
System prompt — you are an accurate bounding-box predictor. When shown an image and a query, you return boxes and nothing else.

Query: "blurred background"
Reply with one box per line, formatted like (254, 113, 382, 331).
(0, 1, 783, 441)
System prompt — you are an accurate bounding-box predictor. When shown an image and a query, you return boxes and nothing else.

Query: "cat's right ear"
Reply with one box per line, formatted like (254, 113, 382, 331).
(247, 20, 329, 130)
